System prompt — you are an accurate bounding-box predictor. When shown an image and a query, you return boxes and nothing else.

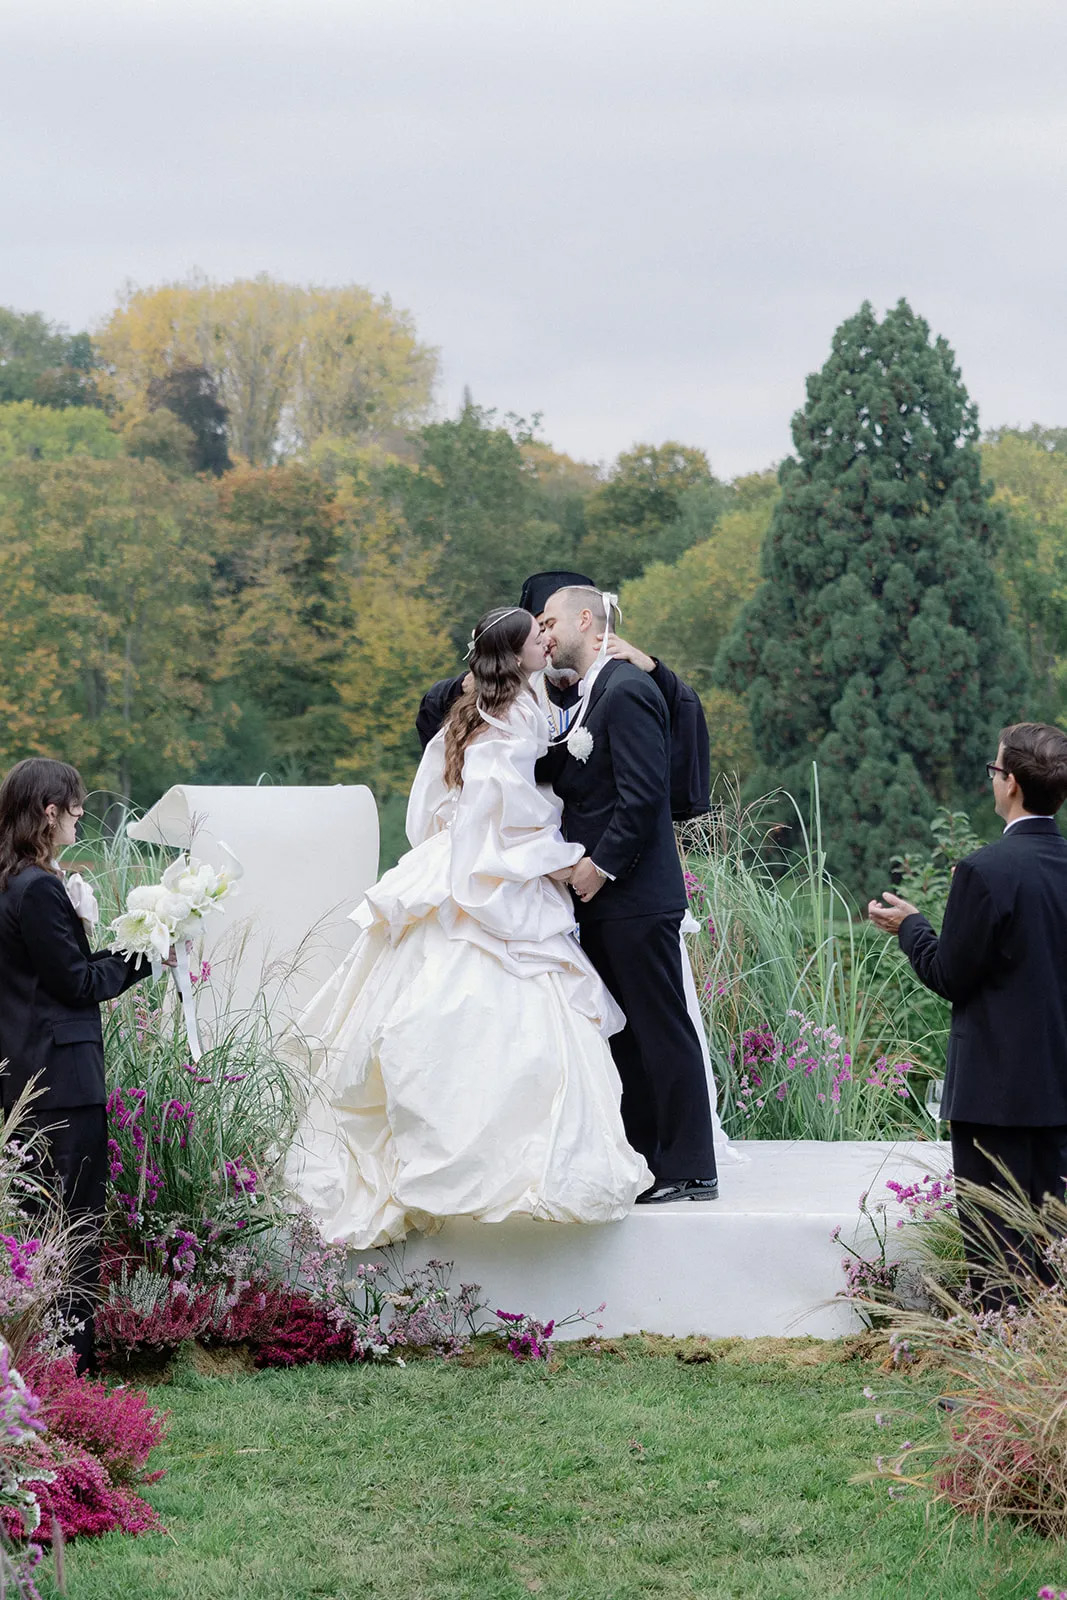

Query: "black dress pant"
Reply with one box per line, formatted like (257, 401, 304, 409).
(24, 1105, 107, 1375)
(950, 1120, 1067, 1309)
(580, 911, 716, 1184)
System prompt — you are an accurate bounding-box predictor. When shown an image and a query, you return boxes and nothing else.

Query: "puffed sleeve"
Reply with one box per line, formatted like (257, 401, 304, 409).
(405, 733, 455, 847)
(447, 699, 583, 941)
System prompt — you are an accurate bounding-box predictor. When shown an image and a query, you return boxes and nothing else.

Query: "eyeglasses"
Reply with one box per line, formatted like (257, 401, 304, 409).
(986, 763, 1010, 781)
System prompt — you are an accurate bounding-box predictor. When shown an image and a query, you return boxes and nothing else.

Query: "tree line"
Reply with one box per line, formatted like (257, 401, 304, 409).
(1, 276, 1064, 888)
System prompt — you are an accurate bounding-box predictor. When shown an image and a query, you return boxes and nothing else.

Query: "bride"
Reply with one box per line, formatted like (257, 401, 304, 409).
(287, 604, 653, 1248)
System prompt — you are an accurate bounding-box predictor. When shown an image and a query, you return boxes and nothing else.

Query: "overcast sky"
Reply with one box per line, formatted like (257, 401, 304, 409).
(3, 0, 1064, 476)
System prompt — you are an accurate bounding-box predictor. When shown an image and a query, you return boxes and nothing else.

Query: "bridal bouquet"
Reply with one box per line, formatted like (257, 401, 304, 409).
(108, 854, 239, 1059)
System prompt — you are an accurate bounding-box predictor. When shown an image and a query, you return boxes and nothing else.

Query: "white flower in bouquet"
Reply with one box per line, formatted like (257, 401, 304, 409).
(109, 906, 174, 961)
(160, 857, 234, 934)
(127, 884, 167, 914)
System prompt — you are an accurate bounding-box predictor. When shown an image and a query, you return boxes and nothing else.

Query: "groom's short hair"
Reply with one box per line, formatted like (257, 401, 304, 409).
(553, 586, 620, 632)
(999, 722, 1067, 814)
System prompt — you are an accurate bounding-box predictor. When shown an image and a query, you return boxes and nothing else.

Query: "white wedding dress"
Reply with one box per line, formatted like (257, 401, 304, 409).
(286, 693, 653, 1248)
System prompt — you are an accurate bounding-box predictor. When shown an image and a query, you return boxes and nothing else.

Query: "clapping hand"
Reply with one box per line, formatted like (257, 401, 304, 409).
(868, 891, 920, 934)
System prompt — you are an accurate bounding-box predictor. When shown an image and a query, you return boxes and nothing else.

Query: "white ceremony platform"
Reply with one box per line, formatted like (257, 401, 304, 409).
(355, 1139, 951, 1341)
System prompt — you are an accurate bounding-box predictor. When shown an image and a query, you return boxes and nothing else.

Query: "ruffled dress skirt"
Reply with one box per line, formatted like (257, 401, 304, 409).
(286, 828, 652, 1249)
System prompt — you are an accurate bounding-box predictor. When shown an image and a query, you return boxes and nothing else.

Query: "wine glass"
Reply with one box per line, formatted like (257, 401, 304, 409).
(925, 1077, 944, 1136)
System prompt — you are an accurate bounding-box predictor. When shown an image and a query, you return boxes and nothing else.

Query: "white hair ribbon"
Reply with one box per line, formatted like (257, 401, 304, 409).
(547, 590, 618, 747)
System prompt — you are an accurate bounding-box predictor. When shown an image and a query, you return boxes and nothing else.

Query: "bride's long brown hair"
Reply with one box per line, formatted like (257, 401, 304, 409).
(443, 607, 535, 788)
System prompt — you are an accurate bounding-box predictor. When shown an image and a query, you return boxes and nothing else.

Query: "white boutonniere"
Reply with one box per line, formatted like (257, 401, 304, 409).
(566, 726, 594, 763)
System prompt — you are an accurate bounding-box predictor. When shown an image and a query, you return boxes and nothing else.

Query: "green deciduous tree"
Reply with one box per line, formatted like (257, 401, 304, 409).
(0, 458, 219, 801)
(620, 471, 778, 780)
(580, 442, 727, 587)
(0, 401, 120, 462)
(0, 308, 100, 409)
(392, 402, 572, 648)
(718, 300, 1029, 892)
(983, 428, 1067, 723)
(212, 464, 349, 780)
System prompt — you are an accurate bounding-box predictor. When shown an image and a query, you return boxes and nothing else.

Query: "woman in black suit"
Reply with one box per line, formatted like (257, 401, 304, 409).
(0, 758, 151, 1373)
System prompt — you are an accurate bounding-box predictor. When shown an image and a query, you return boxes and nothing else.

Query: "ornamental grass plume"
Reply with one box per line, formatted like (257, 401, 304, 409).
(860, 1179, 1067, 1536)
(678, 777, 934, 1141)
(0, 1090, 96, 1368)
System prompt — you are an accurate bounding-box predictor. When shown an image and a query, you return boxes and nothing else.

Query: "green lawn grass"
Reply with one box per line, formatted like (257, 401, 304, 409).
(48, 1342, 1061, 1600)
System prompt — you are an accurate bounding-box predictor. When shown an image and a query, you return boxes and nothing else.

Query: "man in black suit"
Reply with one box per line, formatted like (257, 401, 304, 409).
(416, 569, 711, 823)
(536, 585, 717, 1202)
(869, 721, 1067, 1300)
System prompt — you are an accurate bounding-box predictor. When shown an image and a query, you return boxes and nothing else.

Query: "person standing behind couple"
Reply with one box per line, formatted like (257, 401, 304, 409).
(869, 722, 1067, 1303)
(536, 587, 718, 1203)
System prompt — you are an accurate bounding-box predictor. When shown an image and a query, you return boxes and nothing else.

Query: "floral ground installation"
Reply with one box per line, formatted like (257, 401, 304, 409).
(0, 1091, 169, 1592)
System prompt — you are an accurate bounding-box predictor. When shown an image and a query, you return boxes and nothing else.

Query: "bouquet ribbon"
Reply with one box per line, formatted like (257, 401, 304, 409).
(174, 940, 203, 1063)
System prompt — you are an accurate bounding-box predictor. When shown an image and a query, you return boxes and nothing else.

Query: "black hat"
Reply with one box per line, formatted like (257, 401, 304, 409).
(519, 570, 596, 617)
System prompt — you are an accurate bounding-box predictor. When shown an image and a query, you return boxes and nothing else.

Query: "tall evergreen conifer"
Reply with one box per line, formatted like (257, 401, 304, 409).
(718, 300, 1029, 891)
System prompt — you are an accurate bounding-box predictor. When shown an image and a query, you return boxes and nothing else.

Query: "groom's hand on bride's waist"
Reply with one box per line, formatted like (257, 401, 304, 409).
(570, 858, 607, 903)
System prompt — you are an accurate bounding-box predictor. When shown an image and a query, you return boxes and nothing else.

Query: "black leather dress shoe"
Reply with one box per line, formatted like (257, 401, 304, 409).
(635, 1178, 719, 1205)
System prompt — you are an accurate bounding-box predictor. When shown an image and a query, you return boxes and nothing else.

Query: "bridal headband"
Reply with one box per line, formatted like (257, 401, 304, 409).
(464, 607, 525, 660)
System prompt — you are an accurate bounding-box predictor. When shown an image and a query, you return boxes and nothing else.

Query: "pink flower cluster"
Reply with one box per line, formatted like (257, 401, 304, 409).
(683, 871, 716, 943)
(496, 1310, 556, 1362)
(8, 1450, 162, 1543)
(19, 1355, 166, 1487)
(107, 1073, 261, 1266)
(0, 1350, 167, 1548)
(865, 1056, 915, 1099)
(884, 1172, 955, 1230)
(731, 1013, 855, 1113)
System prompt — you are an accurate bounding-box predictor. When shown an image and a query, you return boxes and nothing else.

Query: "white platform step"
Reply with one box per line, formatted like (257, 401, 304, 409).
(356, 1140, 950, 1340)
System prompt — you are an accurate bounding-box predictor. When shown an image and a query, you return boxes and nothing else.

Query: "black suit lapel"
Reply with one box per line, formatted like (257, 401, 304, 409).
(584, 657, 622, 717)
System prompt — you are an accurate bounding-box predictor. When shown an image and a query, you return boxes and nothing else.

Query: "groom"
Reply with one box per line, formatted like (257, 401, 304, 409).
(536, 585, 718, 1202)
(416, 569, 711, 823)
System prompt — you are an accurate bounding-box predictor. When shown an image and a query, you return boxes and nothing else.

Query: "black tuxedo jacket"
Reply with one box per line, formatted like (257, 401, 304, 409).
(534, 659, 686, 923)
(417, 657, 710, 821)
(0, 865, 145, 1111)
(899, 817, 1067, 1125)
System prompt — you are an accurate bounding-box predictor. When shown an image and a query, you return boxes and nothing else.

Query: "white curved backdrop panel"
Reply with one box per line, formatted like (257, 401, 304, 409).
(127, 784, 379, 1024)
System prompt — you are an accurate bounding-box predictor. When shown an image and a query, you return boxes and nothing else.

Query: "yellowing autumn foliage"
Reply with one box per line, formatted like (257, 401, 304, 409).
(95, 274, 437, 466)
